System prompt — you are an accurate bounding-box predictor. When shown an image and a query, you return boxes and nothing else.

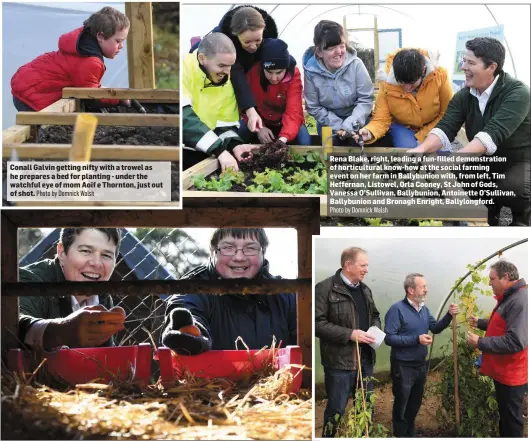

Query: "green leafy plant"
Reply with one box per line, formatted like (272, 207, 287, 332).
(364, 218, 393, 227)
(418, 220, 444, 226)
(430, 262, 499, 437)
(192, 168, 244, 192)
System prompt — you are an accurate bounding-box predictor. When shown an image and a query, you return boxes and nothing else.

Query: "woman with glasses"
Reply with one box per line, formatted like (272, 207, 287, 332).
(357, 48, 454, 148)
(161, 228, 296, 355)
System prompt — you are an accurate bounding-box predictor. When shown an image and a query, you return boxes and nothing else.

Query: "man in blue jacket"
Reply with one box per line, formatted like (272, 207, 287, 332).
(384, 273, 459, 437)
(161, 228, 296, 354)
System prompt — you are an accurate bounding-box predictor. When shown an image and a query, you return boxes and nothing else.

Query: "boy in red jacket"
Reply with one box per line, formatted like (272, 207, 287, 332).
(240, 38, 311, 145)
(11, 7, 130, 112)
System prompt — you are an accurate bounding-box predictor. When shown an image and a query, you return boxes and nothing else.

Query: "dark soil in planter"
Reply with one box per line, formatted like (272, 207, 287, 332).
(84, 103, 179, 115)
(240, 140, 289, 172)
(38, 125, 178, 146)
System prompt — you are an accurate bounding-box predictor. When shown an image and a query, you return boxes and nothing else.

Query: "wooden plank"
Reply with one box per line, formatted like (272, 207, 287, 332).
(4, 207, 316, 228)
(182, 157, 219, 189)
(40, 98, 76, 113)
(3, 144, 179, 161)
(70, 114, 97, 161)
(62, 88, 178, 101)
(126, 2, 155, 89)
(296, 206, 320, 388)
(1, 214, 19, 354)
(3, 279, 311, 298)
(16, 112, 179, 127)
(288, 145, 407, 155)
(2, 125, 31, 144)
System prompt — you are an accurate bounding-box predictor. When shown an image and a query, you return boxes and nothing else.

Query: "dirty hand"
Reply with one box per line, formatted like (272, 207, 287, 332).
(419, 334, 433, 346)
(468, 315, 479, 328)
(448, 303, 459, 316)
(257, 127, 275, 144)
(218, 150, 239, 172)
(467, 331, 480, 348)
(350, 329, 376, 344)
(43, 306, 125, 350)
(246, 108, 263, 132)
(161, 308, 211, 355)
(233, 144, 260, 162)
(353, 128, 373, 143)
(120, 99, 131, 107)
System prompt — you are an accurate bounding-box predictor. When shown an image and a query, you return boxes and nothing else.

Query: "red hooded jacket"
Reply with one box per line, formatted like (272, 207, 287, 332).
(243, 61, 304, 142)
(479, 279, 528, 386)
(11, 27, 119, 111)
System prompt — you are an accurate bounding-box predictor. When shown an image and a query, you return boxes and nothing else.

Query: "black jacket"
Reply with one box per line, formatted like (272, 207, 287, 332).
(163, 260, 297, 350)
(315, 269, 381, 370)
(191, 5, 278, 111)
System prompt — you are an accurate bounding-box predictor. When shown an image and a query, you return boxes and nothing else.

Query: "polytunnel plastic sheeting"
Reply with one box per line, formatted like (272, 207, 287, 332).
(181, 4, 530, 88)
(313, 237, 528, 382)
(2, 2, 128, 129)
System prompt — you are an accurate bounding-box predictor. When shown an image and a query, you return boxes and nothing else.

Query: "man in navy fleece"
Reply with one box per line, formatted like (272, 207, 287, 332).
(384, 273, 459, 437)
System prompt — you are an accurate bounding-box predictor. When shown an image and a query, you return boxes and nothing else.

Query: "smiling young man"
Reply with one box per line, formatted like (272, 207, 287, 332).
(407, 37, 531, 225)
(18, 228, 125, 351)
(315, 247, 381, 437)
(161, 228, 297, 355)
(182, 32, 258, 171)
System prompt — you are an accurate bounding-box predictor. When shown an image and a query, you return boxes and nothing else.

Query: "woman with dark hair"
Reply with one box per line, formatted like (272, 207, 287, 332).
(191, 5, 279, 133)
(357, 48, 454, 148)
(303, 20, 373, 145)
(240, 38, 311, 145)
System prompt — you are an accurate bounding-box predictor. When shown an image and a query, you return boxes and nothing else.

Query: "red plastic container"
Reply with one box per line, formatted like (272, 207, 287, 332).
(7, 343, 152, 386)
(156, 345, 303, 393)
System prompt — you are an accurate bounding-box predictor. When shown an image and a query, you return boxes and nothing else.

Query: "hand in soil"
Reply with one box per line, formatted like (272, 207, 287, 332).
(238, 139, 289, 172)
(257, 127, 275, 144)
(218, 150, 239, 172)
(233, 144, 260, 162)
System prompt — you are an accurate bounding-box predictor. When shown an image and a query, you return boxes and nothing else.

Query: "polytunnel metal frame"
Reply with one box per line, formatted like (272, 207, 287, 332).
(428, 237, 529, 371)
(226, 4, 518, 80)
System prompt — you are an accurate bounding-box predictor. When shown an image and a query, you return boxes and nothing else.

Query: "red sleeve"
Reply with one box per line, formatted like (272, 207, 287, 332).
(279, 67, 304, 142)
(72, 57, 120, 106)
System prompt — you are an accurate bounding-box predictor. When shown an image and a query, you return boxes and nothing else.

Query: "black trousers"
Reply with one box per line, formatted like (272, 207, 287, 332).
(494, 380, 527, 437)
(391, 359, 427, 437)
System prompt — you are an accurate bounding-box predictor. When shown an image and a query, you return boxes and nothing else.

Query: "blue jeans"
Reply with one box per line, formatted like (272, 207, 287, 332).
(238, 120, 311, 145)
(389, 122, 418, 148)
(322, 355, 374, 437)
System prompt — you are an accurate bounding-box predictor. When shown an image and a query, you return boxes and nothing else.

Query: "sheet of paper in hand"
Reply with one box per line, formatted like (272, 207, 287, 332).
(367, 326, 386, 349)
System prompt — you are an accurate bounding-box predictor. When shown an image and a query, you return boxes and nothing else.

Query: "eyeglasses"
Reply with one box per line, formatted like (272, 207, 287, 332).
(216, 245, 262, 256)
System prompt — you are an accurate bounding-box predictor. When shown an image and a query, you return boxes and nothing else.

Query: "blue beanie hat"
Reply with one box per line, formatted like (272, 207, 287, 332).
(261, 38, 290, 70)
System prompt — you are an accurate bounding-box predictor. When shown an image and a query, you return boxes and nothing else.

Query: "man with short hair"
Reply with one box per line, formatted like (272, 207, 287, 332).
(385, 273, 459, 437)
(408, 37, 531, 226)
(161, 228, 296, 354)
(182, 32, 257, 171)
(315, 247, 381, 437)
(467, 260, 527, 437)
(19, 228, 125, 351)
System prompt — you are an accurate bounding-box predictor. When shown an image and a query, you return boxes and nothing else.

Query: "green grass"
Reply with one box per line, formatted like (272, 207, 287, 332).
(153, 25, 179, 89)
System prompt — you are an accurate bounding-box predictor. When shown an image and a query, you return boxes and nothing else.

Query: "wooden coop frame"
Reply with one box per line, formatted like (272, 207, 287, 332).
(1, 197, 319, 387)
(3, 87, 179, 207)
(182, 127, 488, 224)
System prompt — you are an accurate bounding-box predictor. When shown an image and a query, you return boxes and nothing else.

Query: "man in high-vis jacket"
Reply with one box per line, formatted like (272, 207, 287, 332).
(467, 260, 528, 437)
(182, 32, 257, 171)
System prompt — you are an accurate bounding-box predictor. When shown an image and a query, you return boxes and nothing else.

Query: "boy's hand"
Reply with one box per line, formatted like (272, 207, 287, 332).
(218, 150, 239, 172)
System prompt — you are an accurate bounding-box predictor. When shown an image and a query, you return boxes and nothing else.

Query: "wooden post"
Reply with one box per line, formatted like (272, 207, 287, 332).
(452, 315, 460, 431)
(70, 114, 98, 162)
(126, 2, 155, 88)
(322, 126, 333, 160)
(297, 206, 320, 388)
(1, 214, 19, 360)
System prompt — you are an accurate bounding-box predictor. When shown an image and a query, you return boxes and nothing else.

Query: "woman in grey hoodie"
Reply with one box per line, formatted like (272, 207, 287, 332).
(303, 20, 374, 145)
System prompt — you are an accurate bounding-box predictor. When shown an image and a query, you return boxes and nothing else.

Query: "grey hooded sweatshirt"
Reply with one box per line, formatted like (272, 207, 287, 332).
(303, 46, 374, 132)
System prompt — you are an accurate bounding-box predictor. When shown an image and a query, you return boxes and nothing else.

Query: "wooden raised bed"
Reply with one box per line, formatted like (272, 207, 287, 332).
(183, 128, 488, 224)
(3, 88, 179, 207)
